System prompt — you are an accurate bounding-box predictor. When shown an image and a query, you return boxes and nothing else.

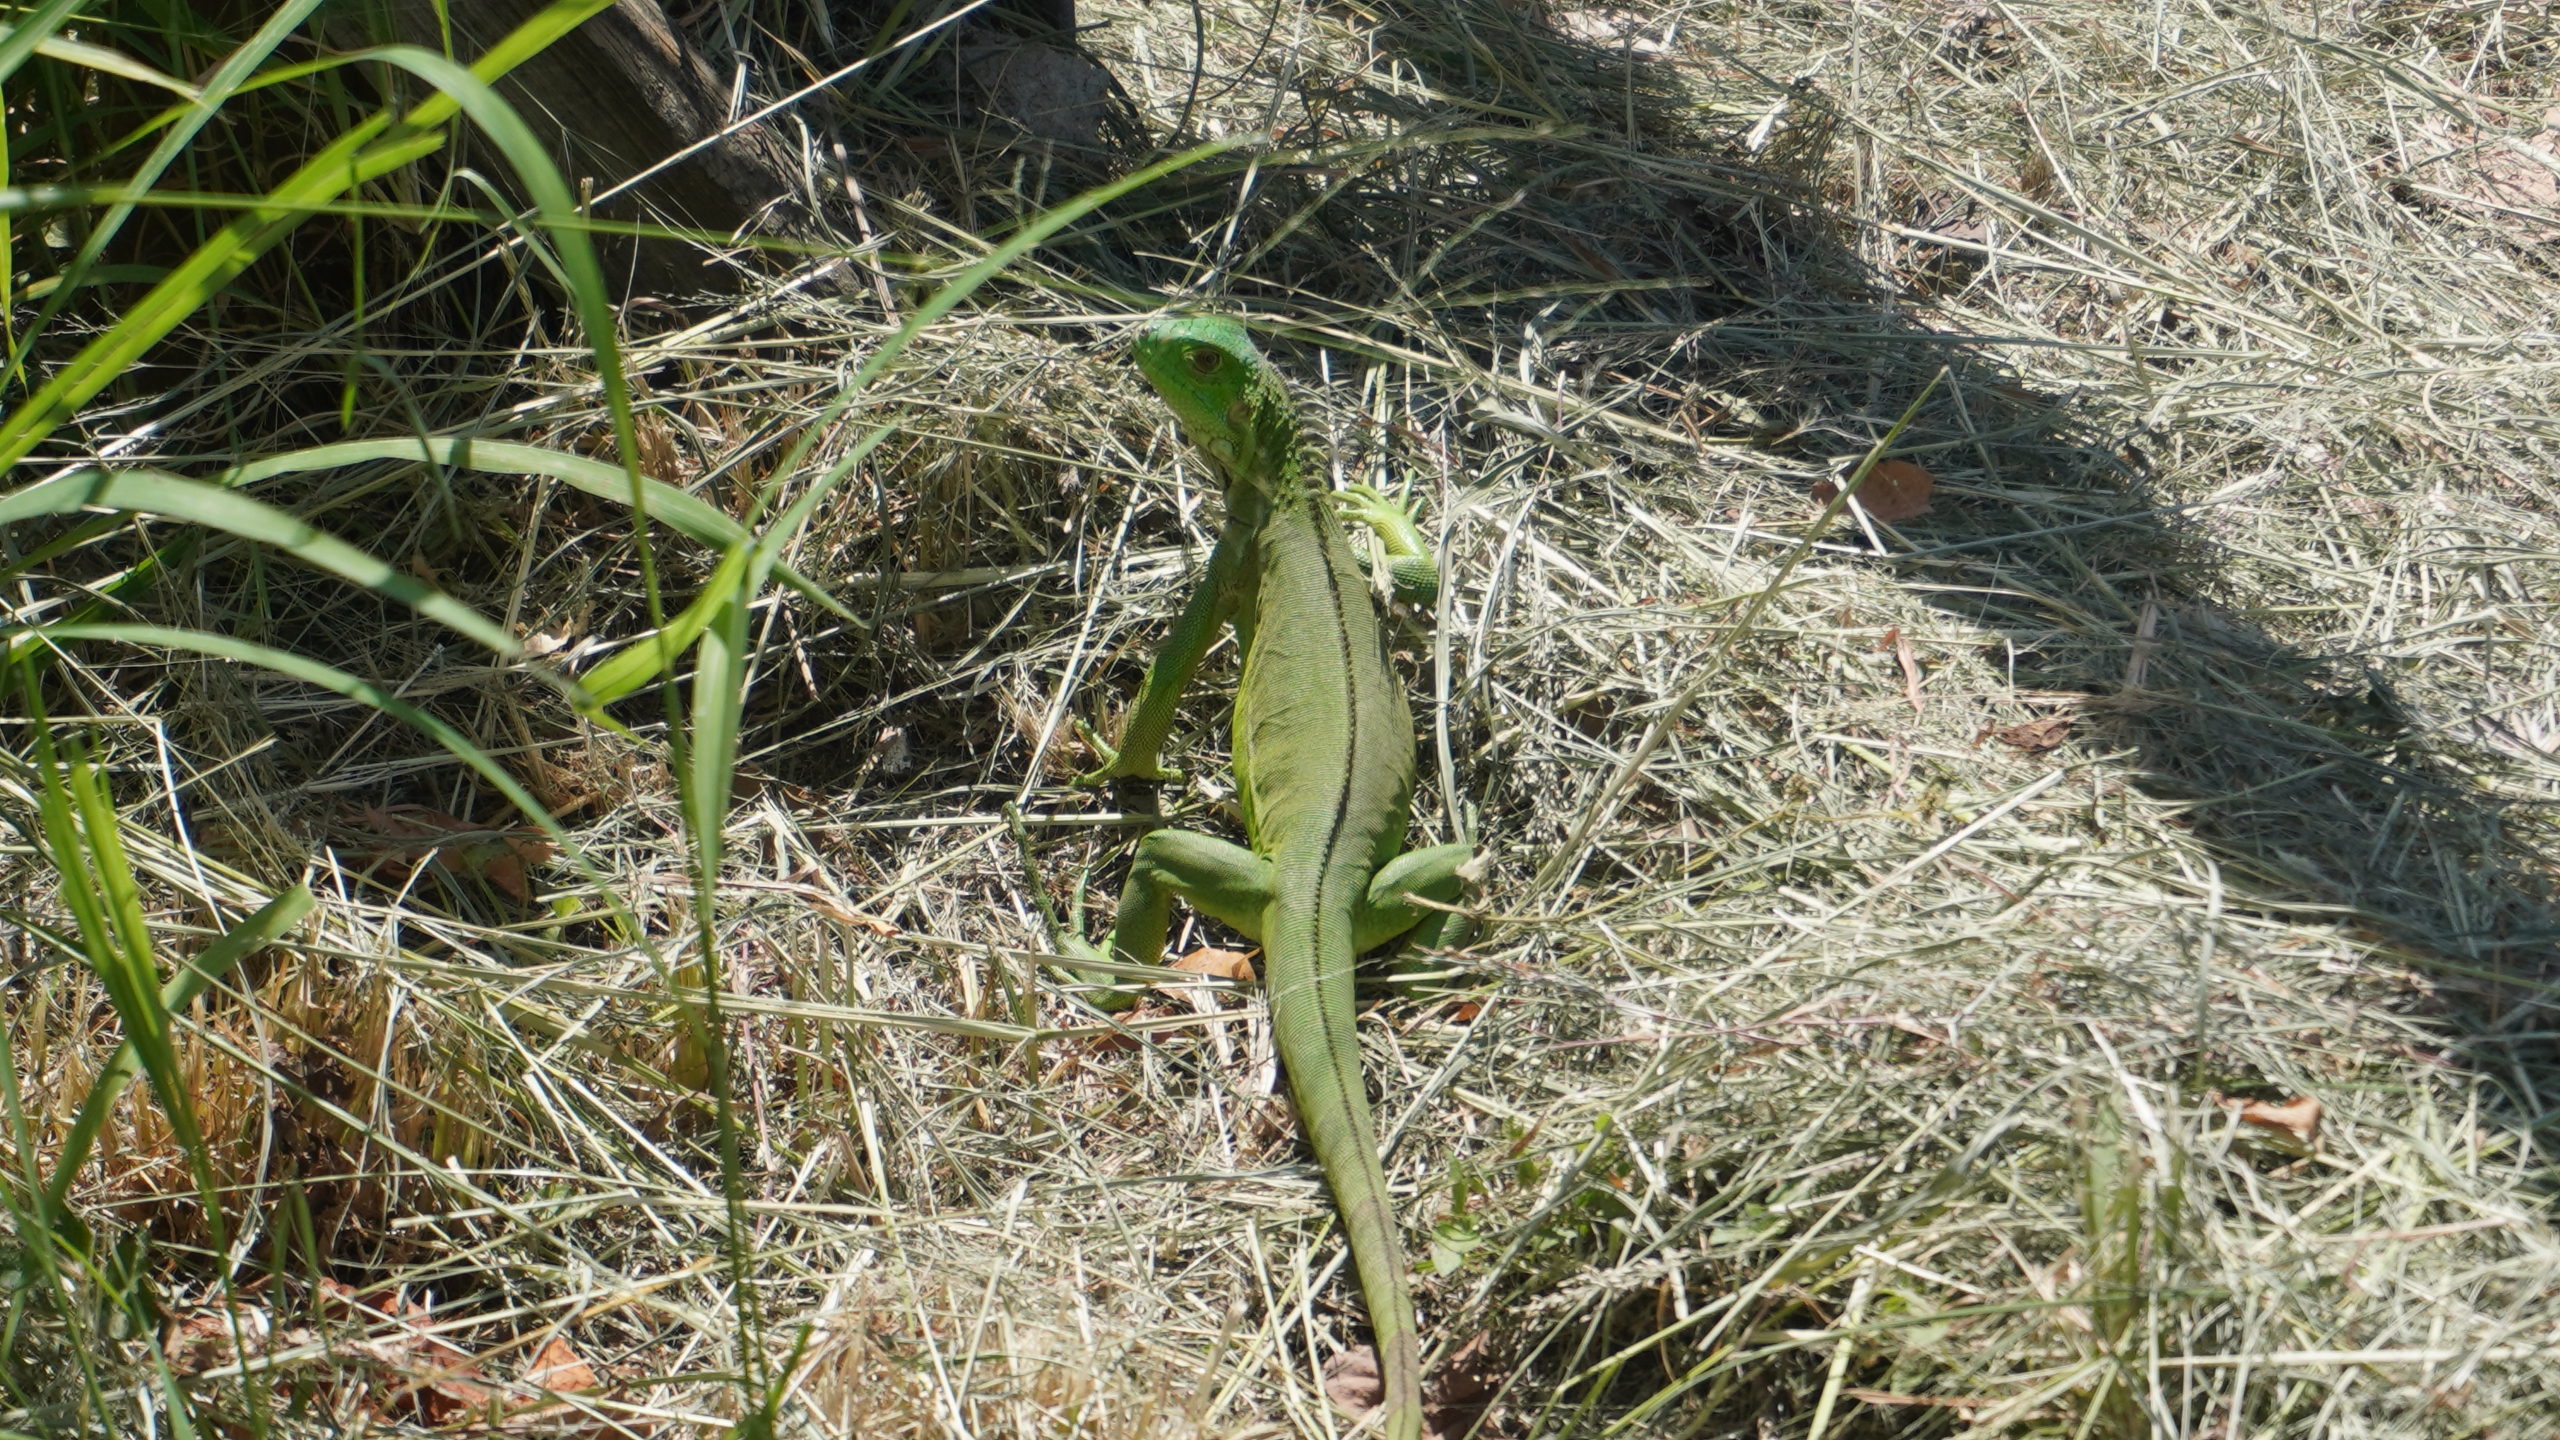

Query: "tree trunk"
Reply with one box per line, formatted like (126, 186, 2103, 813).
(371, 0, 809, 296)
(358, 0, 1094, 297)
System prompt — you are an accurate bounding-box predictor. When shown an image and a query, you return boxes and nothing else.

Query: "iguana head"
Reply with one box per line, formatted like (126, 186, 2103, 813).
(1132, 314, 1299, 500)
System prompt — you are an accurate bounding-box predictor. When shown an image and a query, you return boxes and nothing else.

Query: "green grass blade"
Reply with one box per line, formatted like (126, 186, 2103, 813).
(18, 623, 558, 845)
(0, 0, 614, 469)
(0, 113, 430, 466)
(6, 0, 327, 387)
(0, 1, 86, 83)
(749, 140, 1236, 560)
(683, 550, 757, 870)
(580, 544, 753, 707)
(19, 701, 209, 1203)
(352, 41, 661, 648)
(0, 467, 520, 657)
(27, 34, 202, 100)
(215, 436, 851, 620)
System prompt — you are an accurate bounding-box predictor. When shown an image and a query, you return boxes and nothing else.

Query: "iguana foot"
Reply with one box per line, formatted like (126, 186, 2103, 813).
(1055, 934, 1148, 1014)
(1005, 802, 1149, 1013)
(1333, 484, 1440, 608)
(1071, 718, 1182, 788)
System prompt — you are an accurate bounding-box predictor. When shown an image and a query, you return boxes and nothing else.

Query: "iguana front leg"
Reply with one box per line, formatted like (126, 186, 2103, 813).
(1076, 516, 1252, 786)
(1334, 484, 1439, 608)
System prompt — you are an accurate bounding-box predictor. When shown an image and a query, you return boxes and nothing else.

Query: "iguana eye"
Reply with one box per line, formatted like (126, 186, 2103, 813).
(1186, 346, 1220, 376)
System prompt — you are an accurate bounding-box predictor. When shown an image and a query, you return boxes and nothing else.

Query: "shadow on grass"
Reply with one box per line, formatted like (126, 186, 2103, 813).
(1110, 0, 2560, 1085)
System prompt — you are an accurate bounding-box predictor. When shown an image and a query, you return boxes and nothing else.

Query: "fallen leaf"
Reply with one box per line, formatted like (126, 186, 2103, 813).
(1323, 1346, 1387, 1421)
(1165, 948, 1257, 1017)
(317, 1291, 500, 1424)
(336, 805, 556, 903)
(164, 1305, 277, 1374)
(1428, 1330, 1508, 1438)
(1169, 948, 1257, 984)
(522, 1335, 599, 1393)
(1989, 712, 2074, 752)
(1812, 458, 1935, 522)
(1081, 995, 1176, 1055)
(2231, 1094, 2322, 1147)
(805, 891, 898, 933)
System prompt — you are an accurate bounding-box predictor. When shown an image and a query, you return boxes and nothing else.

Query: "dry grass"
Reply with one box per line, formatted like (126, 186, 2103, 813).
(7, 0, 2560, 1435)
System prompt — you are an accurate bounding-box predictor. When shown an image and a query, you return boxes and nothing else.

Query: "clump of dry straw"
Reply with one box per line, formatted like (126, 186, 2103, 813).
(6, 0, 2560, 1436)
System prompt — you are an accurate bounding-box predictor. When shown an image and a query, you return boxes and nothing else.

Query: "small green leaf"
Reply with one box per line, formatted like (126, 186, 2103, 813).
(27, 33, 203, 100)
(578, 544, 753, 706)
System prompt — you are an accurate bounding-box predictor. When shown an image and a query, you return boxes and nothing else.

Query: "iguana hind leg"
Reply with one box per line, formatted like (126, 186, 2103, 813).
(1062, 829, 1272, 1010)
(1355, 843, 1475, 952)
(1070, 839, 1473, 1004)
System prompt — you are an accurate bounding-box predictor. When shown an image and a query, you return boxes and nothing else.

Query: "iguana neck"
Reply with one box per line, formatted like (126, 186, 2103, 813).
(1220, 371, 1323, 531)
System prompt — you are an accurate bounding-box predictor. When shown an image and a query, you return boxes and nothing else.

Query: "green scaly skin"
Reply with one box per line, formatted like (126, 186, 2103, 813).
(1043, 316, 1473, 1440)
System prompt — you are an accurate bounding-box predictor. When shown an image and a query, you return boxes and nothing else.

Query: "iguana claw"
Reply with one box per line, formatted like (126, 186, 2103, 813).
(1004, 802, 1146, 1013)
(1071, 718, 1183, 787)
(1332, 483, 1440, 608)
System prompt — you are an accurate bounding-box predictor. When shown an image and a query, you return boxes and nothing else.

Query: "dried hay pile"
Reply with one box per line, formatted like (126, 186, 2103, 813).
(6, 0, 2560, 1436)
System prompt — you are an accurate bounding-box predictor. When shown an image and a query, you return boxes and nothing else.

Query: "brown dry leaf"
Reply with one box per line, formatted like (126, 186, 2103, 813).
(522, 1335, 599, 1394)
(1990, 712, 2074, 752)
(804, 889, 898, 933)
(1863, 459, 1937, 520)
(324, 1292, 499, 1424)
(337, 805, 556, 903)
(506, 1334, 612, 1434)
(1169, 947, 1257, 984)
(1812, 458, 1935, 522)
(2233, 1094, 2323, 1147)
(1166, 947, 1258, 1018)
(1323, 1346, 1387, 1421)
(1327, 1335, 1514, 1438)
(1428, 1330, 1508, 1438)
(1082, 994, 1179, 1055)
(390, 1297, 499, 1423)
(164, 1304, 278, 1375)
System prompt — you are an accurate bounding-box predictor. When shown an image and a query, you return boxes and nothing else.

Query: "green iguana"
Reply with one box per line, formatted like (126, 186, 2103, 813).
(1041, 315, 1474, 1440)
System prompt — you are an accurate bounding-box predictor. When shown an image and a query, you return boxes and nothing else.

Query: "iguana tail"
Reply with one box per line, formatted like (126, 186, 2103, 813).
(1265, 863, 1423, 1440)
